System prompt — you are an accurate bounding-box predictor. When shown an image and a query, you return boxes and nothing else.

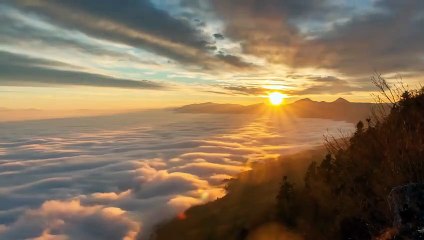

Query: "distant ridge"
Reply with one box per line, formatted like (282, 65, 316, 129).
(175, 102, 249, 114)
(333, 97, 350, 103)
(296, 98, 313, 102)
(175, 98, 376, 123)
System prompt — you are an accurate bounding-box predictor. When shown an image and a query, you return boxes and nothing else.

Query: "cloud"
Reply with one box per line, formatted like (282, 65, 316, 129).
(135, 165, 209, 198)
(215, 52, 254, 69)
(222, 86, 266, 95)
(0, 199, 140, 240)
(172, 162, 250, 177)
(5, 0, 255, 70)
(292, 0, 424, 75)
(167, 195, 203, 211)
(181, 0, 424, 76)
(0, 51, 165, 90)
(1, 0, 422, 94)
(213, 33, 225, 40)
(201, 0, 336, 68)
(287, 76, 372, 95)
(0, 110, 354, 238)
(0, 8, 156, 66)
(91, 190, 132, 201)
(217, 76, 375, 96)
(7, 0, 207, 59)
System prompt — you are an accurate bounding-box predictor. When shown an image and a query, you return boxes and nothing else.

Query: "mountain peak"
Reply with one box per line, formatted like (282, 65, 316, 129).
(296, 98, 313, 103)
(333, 97, 349, 103)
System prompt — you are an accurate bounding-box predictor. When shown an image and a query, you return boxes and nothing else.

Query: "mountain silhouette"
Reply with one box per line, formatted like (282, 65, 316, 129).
(175, 99, 376, 123)
(333, 97, 350, 104)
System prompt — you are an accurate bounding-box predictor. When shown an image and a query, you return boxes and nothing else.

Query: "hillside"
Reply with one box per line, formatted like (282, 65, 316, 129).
(175, 98, 375, 123)
(152, 148, 326, 240)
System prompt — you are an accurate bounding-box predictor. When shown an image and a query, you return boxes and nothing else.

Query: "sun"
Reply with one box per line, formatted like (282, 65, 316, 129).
(268, 92, 285, 106)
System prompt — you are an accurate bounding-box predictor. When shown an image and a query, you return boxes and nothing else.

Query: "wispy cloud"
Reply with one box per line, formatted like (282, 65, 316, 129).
(1, 0, 422, 102)
(4, 0, 255, 70)
(287, 76, 373, 95)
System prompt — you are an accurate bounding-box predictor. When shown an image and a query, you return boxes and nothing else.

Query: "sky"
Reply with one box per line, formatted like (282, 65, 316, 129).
(1, 0, 424, 110)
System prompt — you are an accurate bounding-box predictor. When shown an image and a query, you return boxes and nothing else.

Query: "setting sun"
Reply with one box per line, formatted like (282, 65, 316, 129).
(268, 92, 285, 105)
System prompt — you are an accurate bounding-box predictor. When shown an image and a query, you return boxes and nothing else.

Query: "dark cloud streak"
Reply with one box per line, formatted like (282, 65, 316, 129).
(0, 13, 157, 66)
(219, 76, 374, 96)
(5, 0, 254, 70)
(222, 86, 265, 95)
(0, 51, 164, 90)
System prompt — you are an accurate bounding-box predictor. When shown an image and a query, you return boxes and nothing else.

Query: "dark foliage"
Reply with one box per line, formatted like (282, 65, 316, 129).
(276, 83, 424, 239)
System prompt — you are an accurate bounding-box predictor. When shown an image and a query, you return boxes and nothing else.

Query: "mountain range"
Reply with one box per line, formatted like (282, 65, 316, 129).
(175, 98, 377, 123)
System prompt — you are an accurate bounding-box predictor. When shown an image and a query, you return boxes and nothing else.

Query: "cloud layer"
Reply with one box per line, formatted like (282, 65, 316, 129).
(204, 0, 424, 75)
(0, 110, 353, 239)
(2, 0, 423, 99)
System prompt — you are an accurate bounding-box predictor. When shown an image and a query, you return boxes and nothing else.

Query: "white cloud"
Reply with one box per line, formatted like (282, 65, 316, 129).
(0, 110, 354, 238)
(0, 200, 140, 240)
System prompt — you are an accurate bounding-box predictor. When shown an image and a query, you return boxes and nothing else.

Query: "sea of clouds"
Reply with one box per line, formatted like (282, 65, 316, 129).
(0, 110, 353, 239)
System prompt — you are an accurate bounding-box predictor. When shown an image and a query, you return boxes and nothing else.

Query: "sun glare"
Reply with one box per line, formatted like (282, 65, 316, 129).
(268, 92, 285, 106)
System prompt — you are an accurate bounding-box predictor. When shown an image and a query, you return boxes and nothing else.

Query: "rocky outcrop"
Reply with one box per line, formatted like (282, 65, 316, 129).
(389, 183, 424, 239)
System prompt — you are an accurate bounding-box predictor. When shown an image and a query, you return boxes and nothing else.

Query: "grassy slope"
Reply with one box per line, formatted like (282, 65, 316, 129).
(152, 147, 326, 240)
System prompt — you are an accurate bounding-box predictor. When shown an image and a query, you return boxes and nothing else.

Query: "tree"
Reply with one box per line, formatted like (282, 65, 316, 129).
(276, 176, 298, 227)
